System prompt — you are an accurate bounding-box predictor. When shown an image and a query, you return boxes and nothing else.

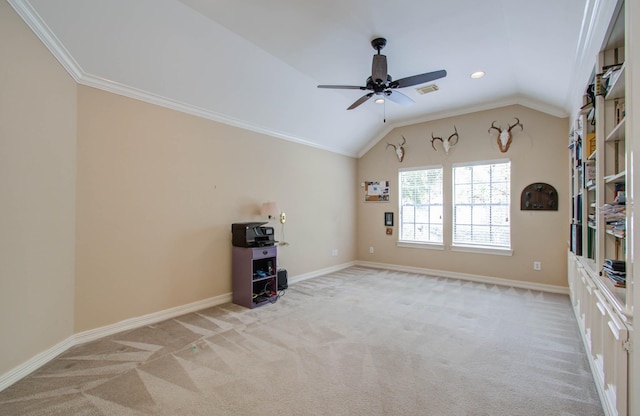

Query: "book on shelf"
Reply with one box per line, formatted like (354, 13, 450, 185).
(615, 100, 625, 124)
(586, 133, 596, 156)
(574, 194, 582, 222)
(573, 139, 582, 168)
(602, 62, 621, 80)
(587, 227, 596, 259)
(600, 259, 626, 287)
(602, 62, 624, 96)
(583, 160, 595, 187)
(571, 223, 582, 256)
(601, 202, 626, 238)
(607, 274, 626, 288)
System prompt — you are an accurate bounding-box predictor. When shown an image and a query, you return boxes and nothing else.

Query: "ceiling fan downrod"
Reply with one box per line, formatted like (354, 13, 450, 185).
(371, 37, 387, 54)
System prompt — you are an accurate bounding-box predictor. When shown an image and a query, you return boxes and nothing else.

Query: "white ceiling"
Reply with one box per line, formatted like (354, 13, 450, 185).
(12, 0, 616, 156)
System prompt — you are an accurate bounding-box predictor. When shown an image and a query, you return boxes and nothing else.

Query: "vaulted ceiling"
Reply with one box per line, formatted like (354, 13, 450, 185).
(11, 0, 616, 156)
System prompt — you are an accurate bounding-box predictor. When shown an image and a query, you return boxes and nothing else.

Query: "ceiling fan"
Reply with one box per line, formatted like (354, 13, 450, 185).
(318, 37, 447, 110)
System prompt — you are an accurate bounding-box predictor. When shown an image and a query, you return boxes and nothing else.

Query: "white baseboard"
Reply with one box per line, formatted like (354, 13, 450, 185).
(0, 337, 76, 393)
(71, 293, 232, 346)
(0, 293, 231, 392)
(356, 260, 570, 295)
(287, 261, 357, 284)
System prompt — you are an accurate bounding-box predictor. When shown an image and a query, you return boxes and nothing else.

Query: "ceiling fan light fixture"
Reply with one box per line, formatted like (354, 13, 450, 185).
(375, 97, 385, 104)
(471, 71, 486, 79)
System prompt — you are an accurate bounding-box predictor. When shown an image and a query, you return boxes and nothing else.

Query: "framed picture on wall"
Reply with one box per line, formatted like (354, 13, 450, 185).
(365, 180, 390, 202)
(384, 212, 394, 226)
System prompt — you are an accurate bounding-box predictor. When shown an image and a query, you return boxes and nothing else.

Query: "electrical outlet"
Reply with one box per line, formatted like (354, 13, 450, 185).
(533, 261, 541, 271)
(369, 246, 374, 254)
(331, 249, 338, 257)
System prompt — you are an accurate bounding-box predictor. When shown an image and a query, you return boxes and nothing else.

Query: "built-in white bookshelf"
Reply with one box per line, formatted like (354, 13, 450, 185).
(567, 1, 634, 415)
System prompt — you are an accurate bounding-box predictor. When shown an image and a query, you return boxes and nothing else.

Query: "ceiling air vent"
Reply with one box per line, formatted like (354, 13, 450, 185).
(416, 84, 439, 95)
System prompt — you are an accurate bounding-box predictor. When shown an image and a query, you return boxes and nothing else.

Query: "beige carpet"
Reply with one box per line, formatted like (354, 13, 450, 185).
(0, 267, 603, 415)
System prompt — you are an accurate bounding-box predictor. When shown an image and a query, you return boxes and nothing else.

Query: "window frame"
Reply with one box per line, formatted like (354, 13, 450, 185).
(451, 159, 512, 254)
(397, 165, 445, 250)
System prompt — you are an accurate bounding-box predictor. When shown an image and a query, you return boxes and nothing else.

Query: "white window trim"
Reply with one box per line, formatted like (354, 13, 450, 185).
(397, 241, 445, 250)
(450, 244, 513, 256)
(399, 164, 443, 172)
(451, 158, 510, 168)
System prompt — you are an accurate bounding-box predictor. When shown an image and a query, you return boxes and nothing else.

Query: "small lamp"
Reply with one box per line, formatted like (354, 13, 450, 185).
(261, 201, 279, 220)
(262, 201, 288, 245)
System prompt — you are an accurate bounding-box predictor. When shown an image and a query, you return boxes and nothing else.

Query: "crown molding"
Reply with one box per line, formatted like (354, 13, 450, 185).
(7, 0, 83, 81)
(80, 73, 357, 157)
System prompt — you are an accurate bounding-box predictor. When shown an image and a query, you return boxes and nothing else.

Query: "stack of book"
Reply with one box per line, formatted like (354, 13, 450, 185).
(601, 203, 626, 238)
(600, 259, 626, 288)
(602, 63, 624, 96)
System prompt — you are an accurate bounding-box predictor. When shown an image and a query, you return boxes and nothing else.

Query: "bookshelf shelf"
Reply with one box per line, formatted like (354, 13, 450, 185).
(604, 170, 626, 183)
(605, 229, 625, 238)
(606, 117, 626, 142)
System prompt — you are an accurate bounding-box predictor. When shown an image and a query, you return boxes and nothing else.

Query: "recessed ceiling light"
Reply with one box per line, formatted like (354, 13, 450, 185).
(375, 98, 385, 104)
(471, 71, 485, 79)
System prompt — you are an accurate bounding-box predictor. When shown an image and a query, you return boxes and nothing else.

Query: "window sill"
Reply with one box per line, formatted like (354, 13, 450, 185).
(397, 241, 445, 250)
(451, 244, 513, 256)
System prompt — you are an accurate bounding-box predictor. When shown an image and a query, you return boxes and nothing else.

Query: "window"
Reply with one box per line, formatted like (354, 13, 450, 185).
(399, 167, 443, 244)
(453, 160, 511, 249)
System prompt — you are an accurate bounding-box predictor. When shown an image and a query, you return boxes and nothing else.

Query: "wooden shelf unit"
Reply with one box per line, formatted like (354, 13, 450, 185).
(232, 245, 278, 309)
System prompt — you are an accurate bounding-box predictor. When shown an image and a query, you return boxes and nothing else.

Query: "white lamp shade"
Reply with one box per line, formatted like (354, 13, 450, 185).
(261, 201, 279, 218)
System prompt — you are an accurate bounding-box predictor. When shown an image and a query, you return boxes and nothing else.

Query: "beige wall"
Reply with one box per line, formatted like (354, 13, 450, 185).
(357, 105, 570, 288)
(0, 2, 77, 375)
(75, 86, 357, 332)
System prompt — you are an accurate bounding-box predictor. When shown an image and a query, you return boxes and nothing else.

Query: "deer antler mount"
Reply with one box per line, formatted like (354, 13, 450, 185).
(488, 118, 523, 153)
(430, 126, 459, 155)
(386, 136, 407, 162)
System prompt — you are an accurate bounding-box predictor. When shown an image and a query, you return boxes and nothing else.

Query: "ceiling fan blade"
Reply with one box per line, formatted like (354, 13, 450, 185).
(318, 85, 366, 90)
(371, 54, 388, 84)
(390, 69, 447, 88)
(386, 90, 415, 106)
(347, 93, 374, 110)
